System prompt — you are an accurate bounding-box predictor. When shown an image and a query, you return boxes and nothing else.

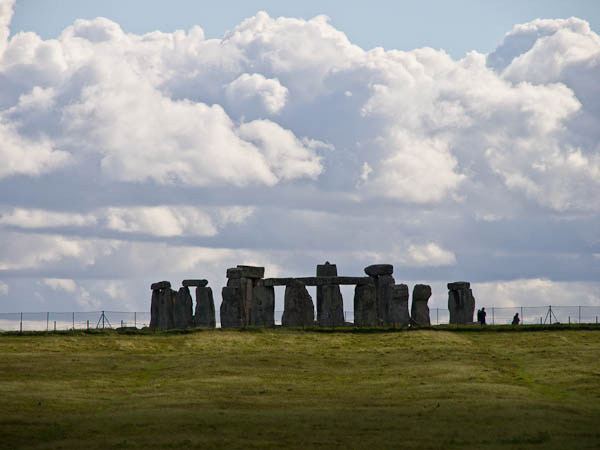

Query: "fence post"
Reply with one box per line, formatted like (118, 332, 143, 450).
(46, 312, 49, 331)
(578, 306, 581, 324)
(134, 312, 137, 328)
(54, 320, 56, 331)
(436, 308, 439, 325)
(102, 310, 105, 329)
(87, 320, 89, 330)
(492, 307, 495, 325)
(20, 312, 22, 333)
(72, 312, 75, 330)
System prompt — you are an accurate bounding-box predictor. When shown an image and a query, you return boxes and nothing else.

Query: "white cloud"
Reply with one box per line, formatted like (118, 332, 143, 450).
(217, 206, 256, 226)
(0, 0, 14, 57)
(105, 206, 218, 237)
(0, 208, 97, 228)
(225, 73, 288, 115)
(0, 280, 8, 295)
(407, 243, 456, 267)
(43, 278, 77, 293)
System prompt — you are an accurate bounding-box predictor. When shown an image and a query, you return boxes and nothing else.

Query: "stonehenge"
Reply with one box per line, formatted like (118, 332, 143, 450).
(448, 282, 476, 324)
(150, 279, 215, 329)
(149, 263, 473, 330)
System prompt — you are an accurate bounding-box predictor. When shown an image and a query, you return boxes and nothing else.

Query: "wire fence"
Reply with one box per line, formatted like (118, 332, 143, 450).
(1, 306, 599, 331)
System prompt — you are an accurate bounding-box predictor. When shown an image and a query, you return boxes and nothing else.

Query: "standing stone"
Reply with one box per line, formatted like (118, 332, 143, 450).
(157, 289, 176, 330)
(353, 283, 377, 326)
(411, 284, 431, 326)
(319, 284, 345, 327)
(225, 265, 265, 326)
(448, 282, 475, 324)
(389, 284, 410, 327)
(282, 280, 315, 327)
(173, 287, 194, 329)
(251, 286, 275, 327)
(150, 289, 160, 329)
(316, 262, 344, 327)
(220, 287, 244, 328)
(375, 274, 395, 325)
(194, 286, 216, 328)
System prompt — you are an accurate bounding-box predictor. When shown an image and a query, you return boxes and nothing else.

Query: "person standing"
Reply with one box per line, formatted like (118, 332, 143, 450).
(477, 309, 482, 324)
(480, 307, 487, 325)
(512, 313, 520, 325)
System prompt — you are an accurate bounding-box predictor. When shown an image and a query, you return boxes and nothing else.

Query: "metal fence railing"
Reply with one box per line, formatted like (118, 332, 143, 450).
(1, 306, 599, 332)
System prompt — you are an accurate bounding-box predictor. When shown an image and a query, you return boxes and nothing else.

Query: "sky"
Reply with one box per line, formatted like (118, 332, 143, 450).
(0, 0, 599, 316)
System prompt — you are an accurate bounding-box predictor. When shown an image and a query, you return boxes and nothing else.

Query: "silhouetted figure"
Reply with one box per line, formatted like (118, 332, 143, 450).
(476, 309, 482, 324)
(480, 307, 487, 325)
(512, 313, 520, 325)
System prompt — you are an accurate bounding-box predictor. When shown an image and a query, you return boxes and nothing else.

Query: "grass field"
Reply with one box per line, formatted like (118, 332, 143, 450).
(1, 327, 599, 449)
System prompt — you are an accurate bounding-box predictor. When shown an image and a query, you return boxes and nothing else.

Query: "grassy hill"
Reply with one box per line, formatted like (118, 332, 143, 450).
(1, 327, 599, 449)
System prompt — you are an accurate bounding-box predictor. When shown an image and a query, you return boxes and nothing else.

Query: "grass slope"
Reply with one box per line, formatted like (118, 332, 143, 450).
(0, 328, 599, 449)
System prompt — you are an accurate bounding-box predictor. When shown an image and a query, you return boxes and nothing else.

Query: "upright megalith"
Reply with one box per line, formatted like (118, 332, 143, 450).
(389, 284, 410, 327)
(194, 285, 216, 328)
(251, 286, 275, 327)
(364, 264, 395, 325)
(220, 286, 244, 328)
(225, 265, 265, 326)
(448, 282, 475, 324)
(316, 262, 344, 327)
(173, 287, 194, 329)
(282, 280, 315, 327)
(354, 282, 377, 326)
(411, 284, 431, 326)
(150, 281, 175, 330)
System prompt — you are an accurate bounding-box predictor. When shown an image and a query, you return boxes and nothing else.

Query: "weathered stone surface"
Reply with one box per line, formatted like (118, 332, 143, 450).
(354, 283, 377, 326)
(389, 284, 410, 327)
(316, 262, 337, 277)
(150, 289, 159, 328)
(239, 277, 254, 325)
(157, 289, 176, 329)
(364, 264, 394, 277)
(374, 274, 395, 325)
(448, 281, 470, 290)
(226, 268, 242, 279)
(411, 284, 431, 326)
(251, 286, 275, 327)
(282, 280, 315, 327)
(448, 282, 475, 324)
(318, 284, 345, 327)
(182, 279, 208, 287)
(173, 287, 194, 329)
(220, 287, 244, 328)
(226, 278, 242, 288)
(151, 281, 171, 291)
(237, 265, 265, 279)
(263, 276, 371, 287)
(194, 286, 215, 328)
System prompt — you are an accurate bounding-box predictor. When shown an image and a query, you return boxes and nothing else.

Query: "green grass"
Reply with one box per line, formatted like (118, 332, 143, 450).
(1, 328, 599, 449)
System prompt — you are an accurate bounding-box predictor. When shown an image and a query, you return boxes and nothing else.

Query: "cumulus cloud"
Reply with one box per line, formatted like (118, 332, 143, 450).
(43, 278, 77, 293)
(0, 280, 8, 295)
(0, 7, 599, 313)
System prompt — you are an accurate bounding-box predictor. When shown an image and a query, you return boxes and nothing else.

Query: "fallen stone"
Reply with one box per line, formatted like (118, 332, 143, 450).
(353, 283, 377, 327)
(389, 284, 410, 327)
(194, 286, 215, 328)
(173, 287, 194, 329)
(364, 264, 394, 277)
(282, 280, 315, 327)
(226, 268, 242, 279)
(237, 265, 265, 279)
(448, 282, 475, 324)
(151, 281, 171, 291)
(182, 279, 208, 287)
(251, 286, 275, 327)
(411, 284, 431, 326)
(220, 287, 244, 328)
